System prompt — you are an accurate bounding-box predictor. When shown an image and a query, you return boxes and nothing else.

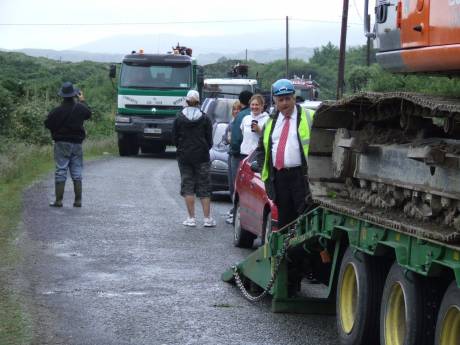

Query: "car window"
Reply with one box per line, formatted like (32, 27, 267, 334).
(213, 123, 228, 147)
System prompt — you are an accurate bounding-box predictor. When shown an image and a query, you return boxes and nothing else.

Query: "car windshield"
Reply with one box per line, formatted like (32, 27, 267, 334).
(120, 63, 191, 89)
(213, 123, 228, 147)
(206, 99, 234, 123)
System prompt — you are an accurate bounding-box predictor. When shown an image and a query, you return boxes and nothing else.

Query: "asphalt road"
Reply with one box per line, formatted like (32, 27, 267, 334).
(14, 151, 339, 345)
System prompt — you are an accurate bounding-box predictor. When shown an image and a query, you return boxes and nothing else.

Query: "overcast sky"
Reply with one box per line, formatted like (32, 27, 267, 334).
(0, 0, 369, 53)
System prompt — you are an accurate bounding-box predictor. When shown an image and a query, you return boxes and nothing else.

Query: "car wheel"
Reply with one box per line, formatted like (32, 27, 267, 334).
(261, 210, 272, 245)
(233, 201, 256, 248)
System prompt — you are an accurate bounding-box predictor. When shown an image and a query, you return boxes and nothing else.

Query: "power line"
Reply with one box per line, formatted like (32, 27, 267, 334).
(351, 0, 363, 21)
(292, 18, 362, 26)
(0, 17, 361, 27)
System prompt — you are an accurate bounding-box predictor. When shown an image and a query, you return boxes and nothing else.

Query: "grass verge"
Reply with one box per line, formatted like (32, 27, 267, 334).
(0, 136, 117, 344)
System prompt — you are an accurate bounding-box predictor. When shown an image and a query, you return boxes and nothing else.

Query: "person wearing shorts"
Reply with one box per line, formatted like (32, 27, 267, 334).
(172, 90, 215, 227)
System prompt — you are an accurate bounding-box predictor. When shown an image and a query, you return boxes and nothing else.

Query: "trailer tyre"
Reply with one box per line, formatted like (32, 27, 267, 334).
(233, 201, 255, 248)
(435, 281, 460, 345)
(336, 247, 387, 345)
(380, 263, 437, 345)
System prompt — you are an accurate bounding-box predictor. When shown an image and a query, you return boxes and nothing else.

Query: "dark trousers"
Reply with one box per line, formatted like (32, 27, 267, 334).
(274, 167, 308, 228)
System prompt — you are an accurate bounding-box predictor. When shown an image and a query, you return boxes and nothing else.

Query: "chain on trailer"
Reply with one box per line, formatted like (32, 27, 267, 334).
(231, 218, 300, 302)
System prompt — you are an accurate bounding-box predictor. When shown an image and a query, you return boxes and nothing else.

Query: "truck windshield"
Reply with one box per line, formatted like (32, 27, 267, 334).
(120, 63, 191, 89)
(203, 84, 253, 99)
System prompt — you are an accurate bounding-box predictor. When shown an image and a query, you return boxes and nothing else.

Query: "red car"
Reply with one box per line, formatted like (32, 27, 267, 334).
(232, 151, 278, 248)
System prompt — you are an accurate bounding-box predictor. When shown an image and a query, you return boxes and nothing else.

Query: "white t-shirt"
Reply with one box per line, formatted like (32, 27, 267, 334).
(240, 112, 269, 155)
(271, 107, 302, 168)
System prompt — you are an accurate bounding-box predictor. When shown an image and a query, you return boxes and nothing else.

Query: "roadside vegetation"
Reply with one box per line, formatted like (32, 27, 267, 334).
(0, 51, 117, 344)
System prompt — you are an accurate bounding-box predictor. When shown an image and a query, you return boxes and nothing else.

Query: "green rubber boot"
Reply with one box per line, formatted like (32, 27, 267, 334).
(49, 182, 65, 207)
(73, 180, 82, 207)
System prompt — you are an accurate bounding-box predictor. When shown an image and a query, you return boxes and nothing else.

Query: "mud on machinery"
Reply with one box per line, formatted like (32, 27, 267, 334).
(223, 1, 460, 344)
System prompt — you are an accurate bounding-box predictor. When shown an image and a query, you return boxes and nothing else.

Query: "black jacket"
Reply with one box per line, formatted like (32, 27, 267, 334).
(172, 107, 213, 164)
(44, 99, 92, 143)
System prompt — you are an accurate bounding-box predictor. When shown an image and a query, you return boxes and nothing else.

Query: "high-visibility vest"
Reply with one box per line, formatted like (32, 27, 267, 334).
(261, 107, 315, 182)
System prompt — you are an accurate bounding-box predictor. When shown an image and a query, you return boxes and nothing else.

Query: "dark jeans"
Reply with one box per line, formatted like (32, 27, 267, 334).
(273, 167, 308, 228)
(54, 141, 83, 183)
(228, 154, 246, 201)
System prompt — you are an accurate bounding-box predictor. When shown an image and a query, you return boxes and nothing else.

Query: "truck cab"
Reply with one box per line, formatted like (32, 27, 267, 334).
(112, 50, 203, 155)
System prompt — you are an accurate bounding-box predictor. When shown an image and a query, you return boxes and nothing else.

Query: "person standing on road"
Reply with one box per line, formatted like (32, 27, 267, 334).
(172, 90, 216, 227)
(223, 100, 241, 223)
(227, 90, 253, 223)
(254, 79, 315, 228)
(239, 94, 269, 156)
(44, 81, 92, 208)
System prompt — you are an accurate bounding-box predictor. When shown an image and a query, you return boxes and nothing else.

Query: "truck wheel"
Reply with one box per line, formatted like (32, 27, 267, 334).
(233, 201, 255, 248)
(118, 137, 132, 156)
(130, 142, 139, 156)
(435, 281, 460, 345)
(336, 247, 387, 345)
(380, 263, 437, 345)
(261, 210, 272, 245)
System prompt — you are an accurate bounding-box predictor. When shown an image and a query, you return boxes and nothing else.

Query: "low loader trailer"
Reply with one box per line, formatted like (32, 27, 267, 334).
(223, 96, 460, 345)
(223, 200, 460, 345)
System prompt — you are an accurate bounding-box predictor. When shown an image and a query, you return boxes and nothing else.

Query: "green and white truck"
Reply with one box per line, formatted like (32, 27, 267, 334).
(110, 49, 203, 155)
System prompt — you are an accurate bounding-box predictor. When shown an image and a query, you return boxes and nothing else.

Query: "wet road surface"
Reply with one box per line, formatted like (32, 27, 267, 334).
(15, 151, 339, 345)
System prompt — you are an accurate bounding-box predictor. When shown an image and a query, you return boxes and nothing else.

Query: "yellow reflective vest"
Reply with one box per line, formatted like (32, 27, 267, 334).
(261, 107, 315, 182)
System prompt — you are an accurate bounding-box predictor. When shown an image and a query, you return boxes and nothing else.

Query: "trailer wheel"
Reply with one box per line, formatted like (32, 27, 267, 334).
(261, 210, 272, 245)
(233, 201, 255, 248)
(435, 281, 460, 345)
(336, 247, 387, 345)
(380, 263, 437, 345)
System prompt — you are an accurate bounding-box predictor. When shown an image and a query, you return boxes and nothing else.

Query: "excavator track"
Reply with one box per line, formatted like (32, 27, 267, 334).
(318, 91, 460, 126)
(309, 92, 460, 245)
(314, 196, 460, 245)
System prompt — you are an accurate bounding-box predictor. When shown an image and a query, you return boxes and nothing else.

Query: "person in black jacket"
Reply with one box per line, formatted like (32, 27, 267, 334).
(44, 81, 92, 207)
(172, 90, 215, 227)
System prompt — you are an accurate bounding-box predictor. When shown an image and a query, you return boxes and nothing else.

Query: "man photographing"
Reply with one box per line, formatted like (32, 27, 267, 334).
(44, 81, 92, 207)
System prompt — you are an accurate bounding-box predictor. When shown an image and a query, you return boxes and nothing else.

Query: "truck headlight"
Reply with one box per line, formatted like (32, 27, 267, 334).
(211, 160, 228, 170)
(115, 116, 130, 123)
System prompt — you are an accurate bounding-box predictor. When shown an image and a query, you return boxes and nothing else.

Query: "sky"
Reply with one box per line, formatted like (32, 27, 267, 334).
(0, 0, 369, 53)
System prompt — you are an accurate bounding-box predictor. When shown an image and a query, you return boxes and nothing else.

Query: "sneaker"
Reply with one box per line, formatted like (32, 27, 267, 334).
(203, 217, 216, 227)
(183, 217, 196, 227)
(225, 215, 233, 224)
(226, 208, 234, 217)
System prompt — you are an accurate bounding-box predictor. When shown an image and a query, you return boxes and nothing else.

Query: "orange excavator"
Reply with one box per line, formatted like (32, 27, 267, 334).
(369, 0, 460, 74)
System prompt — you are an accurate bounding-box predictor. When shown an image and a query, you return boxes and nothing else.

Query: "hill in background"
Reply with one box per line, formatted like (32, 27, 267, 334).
(6, 47, 314, 65)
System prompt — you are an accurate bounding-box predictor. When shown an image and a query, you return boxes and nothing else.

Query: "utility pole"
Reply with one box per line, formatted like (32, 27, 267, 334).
(337, 0, 349, 100)
(366, 14, 371, 66)
(245, 48, 248, 62)
(286, 16, 289, 79)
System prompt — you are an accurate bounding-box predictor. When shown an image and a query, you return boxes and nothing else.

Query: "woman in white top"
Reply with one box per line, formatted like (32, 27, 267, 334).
(240, 94, 269, 156)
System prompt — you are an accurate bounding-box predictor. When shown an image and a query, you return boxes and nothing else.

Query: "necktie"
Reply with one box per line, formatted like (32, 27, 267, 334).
(275, 115, 290, 170)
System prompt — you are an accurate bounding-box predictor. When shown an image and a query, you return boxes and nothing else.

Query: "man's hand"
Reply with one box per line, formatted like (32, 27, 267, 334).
(77, 91, 85, 102)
